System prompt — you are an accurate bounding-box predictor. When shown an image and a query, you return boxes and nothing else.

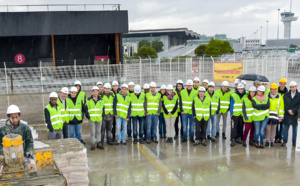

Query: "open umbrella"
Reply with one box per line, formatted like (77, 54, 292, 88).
(237, 74, 269, 82)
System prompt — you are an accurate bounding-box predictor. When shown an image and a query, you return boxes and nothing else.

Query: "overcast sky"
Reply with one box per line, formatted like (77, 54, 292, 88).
(1, 0, 299, 42)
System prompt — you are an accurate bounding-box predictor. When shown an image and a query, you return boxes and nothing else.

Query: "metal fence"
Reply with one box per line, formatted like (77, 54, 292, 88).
(0, 55, 292, 95)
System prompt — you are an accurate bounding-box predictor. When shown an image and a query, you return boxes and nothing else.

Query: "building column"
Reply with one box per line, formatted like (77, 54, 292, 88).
(51, 35, 56, 66)
(115, 33, 120, 64)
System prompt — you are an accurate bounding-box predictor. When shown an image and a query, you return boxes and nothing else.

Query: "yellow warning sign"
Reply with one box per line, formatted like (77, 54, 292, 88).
(213, 62, 243, 83)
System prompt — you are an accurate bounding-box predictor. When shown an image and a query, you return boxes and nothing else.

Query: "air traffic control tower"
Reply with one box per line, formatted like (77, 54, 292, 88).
(281, 11, 298, 39)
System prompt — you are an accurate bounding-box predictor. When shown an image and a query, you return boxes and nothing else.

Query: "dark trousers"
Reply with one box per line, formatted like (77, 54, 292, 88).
(275, 122, 283, 141)
(231, 115, 244, 140)
(175, 112, 183, 135)
(63, 125, 69, 138)
(127, 117, 132, 137)
(195, 118, 208, 141)
(112, 117, 116, 139)
(101, 119, 113, 143)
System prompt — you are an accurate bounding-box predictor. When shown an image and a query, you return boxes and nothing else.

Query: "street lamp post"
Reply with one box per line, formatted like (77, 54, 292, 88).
(260, 26, 262, 45)
(277, 9, 280, 53)
(266, 20, 269, 44)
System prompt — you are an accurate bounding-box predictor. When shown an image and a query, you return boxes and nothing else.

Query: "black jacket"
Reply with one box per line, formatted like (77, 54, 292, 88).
(283, 90, 300, 125)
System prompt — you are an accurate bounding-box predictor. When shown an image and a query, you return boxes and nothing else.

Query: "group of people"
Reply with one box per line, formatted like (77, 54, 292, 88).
(42, 77, 300, 150)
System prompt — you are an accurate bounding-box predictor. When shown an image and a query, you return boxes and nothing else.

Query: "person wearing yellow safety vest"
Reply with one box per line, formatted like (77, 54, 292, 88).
(96, 81, 104, 96)
(215, 80, 231, 139)
(202, 79, 209, 90)
(282, 81, 300, 148)
(181, 79, 197, 143)
(158, 85, 167, 139)
(230, 83, 247, 146)
(111, 80, 121, 142)
(162, 84, 179, 143)
(113, 84, 131, 145)
(192, 86, 211, 146)
(193, 77, 200, 91)
(252, 85, 270, 148)
(67, 86, 86, 144)
(127, 81, 135, 142)
(205, 81, 219, 143)
(262, 82, 270, 95)
(234, 79, 241, 92)
(57, 87, 69, 138)
(145, 82, 161, 144)
(44, 92, 63, 140)
(265, 83, 284, 148)
(241, 80, 249, 95)
(242, 86, 256, 147)
(174, 80, 184, 139)
(101, 83, 115, 146)
(275, 78, 288, 143)
(143, 83, 150, 140)
(131, 85, 146, 144)
(85, 86, 104, 150)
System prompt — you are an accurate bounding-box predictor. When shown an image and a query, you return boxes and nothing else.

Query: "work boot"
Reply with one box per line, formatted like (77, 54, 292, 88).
(153, 139, 159, 143)
(166, 138, 170, 143)
(211, 138, 217, 143)
(194, 140, 200, 146)
(222, 133, 226, 139)
(250, 140, 255, 146)
(236, 138, 242, 144)
(122, 141, 127, 145)
(91, 144, 96, 151)
(230, 140, 235, 146)
(116, 141, 120, 145)
(265, 142, 270, 147)
(170, 138, 173, 143)
(190, 138, 195, 143)
(270, 142, 275, 147)
(146, 140, 151, 144)
(260, 142, 265, 149)
(201, 139, 207, 146)
(207, 135, 211, 140)
(293, 142, 296, 147)
(216, 132, 219, 138)
(163, 134, 167, 138)
(242, 141, 247, 147)
(275, 139, 281, 143)
(80, 140, 86, 145)
(281, 142, 286, 147)
(181, 138, 187, 143)
(97, 142, 104, 150)
(128, 137, 132, 142)
(133, 138, 138, 144)
(174, 134, 178, 139)
(255, 141, 260, 148)
(107, 138, 115, 146)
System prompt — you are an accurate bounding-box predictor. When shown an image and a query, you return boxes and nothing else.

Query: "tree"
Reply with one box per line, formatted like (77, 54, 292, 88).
(204, 38, 234, 57)
(139, 40, 150, 48)
(135, 45, 158, 58)
(151, 40, 164, 52)
(290, 44, 298, 48)
(194, 44, 207, 56)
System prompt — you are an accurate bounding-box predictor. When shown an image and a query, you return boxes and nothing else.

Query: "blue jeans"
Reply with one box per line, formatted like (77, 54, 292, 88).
(182, 114, 195, 139)
(146, 114, 159, 140)
(69, 123, 82, 142)
(159, 113, 166, 135)
(63, 125, 69, 138)
(127, 117, 132, 137)
(283, 124, 298, 143)
(132, 116, 144, 139)
(253, 117, 269, 142)
(116, 117, 128, 142)
(206, 114, 217, 138)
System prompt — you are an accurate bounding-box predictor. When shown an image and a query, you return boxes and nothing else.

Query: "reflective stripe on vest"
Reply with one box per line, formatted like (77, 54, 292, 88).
(57, 98, 69, 124)
(66, 98, 83, 121)
(131, 92, 145, 117)
(163, 94, 178, 118)
(116, 94, 131, 119)
(102, 94, 115, 115)
(242, 97, 254, 122)
(87, 98, 104, 122)
(181, 89, 197, 114)
(252, 96, 270, 121)
(44, 104, 63, 131)
(231, 93, 246, 116)
(215, 89, 231, 113)
(194, 96, 211, 121)
(146, 92, 161, 115)
(205, 91, 219, 115)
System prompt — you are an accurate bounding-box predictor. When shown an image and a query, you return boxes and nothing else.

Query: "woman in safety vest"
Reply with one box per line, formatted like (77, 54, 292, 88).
(174, 80, 184, 139)
(159, 85, 167, 139)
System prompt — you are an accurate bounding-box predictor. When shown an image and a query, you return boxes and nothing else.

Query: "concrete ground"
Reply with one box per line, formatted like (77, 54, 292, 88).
(1, 93, 300, 185)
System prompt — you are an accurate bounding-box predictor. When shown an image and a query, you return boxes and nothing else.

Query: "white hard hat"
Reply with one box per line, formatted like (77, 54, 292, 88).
(70, 86, 78, 93)
(202, 79, 209, 84)
(198, 86, 206, 92)
(60, 87, 69, 94)
(222, 81, 229, 87)
(237, 83, 245, 89)
(74, 80, 81, 86)
(249, 86, 257, 92)
(7, 105, 21, 115)
(128, 81, 135, 86)
(208, 81, 215, 87)
(49, 92, 58, 98)
(96, 81, 103, 85)
(150, 82, 156, 87)
(160, 85, 166, 89)
(257, 85, 266, 92)
(234, 79, 240, 84)
(92, 86, 99, 91)
(289, 81, 297, 87)
(177, 80, 183, 84)
(166, 84, 173, 90)
(186, 79, 193, 86)
(112, 81, 119, 86)
(134, 85, 141, 93)
(241, 80, 246, 85)
(143, 83, 150, 89)
(193, 77, 200, 82)
(121, 84, 128, 89)
(104, 83, 111, 89)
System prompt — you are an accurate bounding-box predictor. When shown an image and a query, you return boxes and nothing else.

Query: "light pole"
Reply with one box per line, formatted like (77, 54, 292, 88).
(260, 26, 262, 45)
(266, 20, 269, 44)
(277, 9, 280, 53)
(150, 34, 153, 47)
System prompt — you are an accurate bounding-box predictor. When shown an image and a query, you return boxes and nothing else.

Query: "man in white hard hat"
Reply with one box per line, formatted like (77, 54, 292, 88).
(261, 82, 270, 95)
(113, 84, 132, 145)
(67, 87, 86, 144)
(102, 83, 115, 146)
(111, 80, 120, 141)
(234, 79, 240, 91)
(202, 79, 209, 90)
(97, 81, 104, 96)
(193, 77, 200, 91)
(127, 81, 135, 141)
(143, 83, 150, 94)
(174, 80, 184, 139)
(0, 105, 34, 159)
(74, 80, 86, 104)
(44, 92, 63, 140)
(57, 87, 69, 138)
(128, 82, 135, 95)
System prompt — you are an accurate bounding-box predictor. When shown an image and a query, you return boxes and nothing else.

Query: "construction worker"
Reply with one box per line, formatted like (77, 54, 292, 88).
(97, 81, 104, 95)
(242, 86, 256, 147)
(265, 83, 284, 147)
(234, 79, 240, 92)
(128, 82, 135, 95)
(143, 83, 150, 94)
(253, 80, 261, 89)
(230, 83, 247, 146)
(131, 85, 146, 144)
(282, 81, 300, 148)
(74, 80, 86, 104)
(181, 79, 197, 143)
(174, 80, 184, 139)
(192, 86, 211, 146)
(215, 81, 231, 139)
(114, 84, 131, 145)
(127, 81, 135, 141)
(205, 82, 219, 143)
(145, 82, 161, 144)
(143, 83, 150, 140)
(162, 84, 179, 143)
(202, 79, 209, 90)
(57, 87, 69, 138)
(262, 82, 270, 95)
(193, 77, 200, 91)
(85, 86, 104, 150)
(44, 92, 63, 140)
(252, 85, 270, 148)
(158, 85, 167, 138)
(276, 78, 288, 143)
(102, 83, 115, 146)
(67, 86, 86, 144)
(0, 105, 34, 158)
(111, 80, 120, 141)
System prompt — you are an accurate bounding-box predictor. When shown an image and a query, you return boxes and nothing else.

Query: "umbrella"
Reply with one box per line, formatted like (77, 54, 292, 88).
(237, 74, 269, 82)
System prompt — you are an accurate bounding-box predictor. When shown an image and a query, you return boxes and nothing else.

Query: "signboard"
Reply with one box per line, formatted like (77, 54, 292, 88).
(95, 56, 109, 61)
(297, 121, 300, 152)
(14, 54, 25, 64)
(213, 62, 243, 83)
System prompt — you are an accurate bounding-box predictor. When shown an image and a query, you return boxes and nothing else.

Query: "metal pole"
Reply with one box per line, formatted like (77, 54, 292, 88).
(185, 57, 187, 80)
(266, 20, 269, 43)
(260, 26, 262, 45)
(148, 55, 152, 82)
(74, 59, 76, 80)
(40, 61, 43, 93)
(139, 56, 142, 85)
(178, 56, 179, 78)
(169, 58, 172, 84)
(4, 62, 8, 94)
(277, 9, 280, 54)
(107, 59, 110, 83)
